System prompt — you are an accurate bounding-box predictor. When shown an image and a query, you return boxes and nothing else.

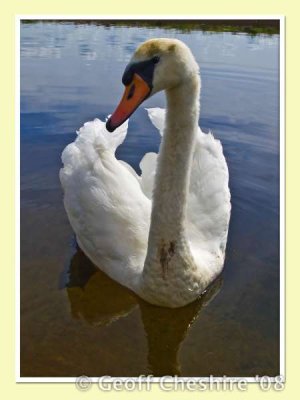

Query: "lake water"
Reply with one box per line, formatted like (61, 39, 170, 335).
(20, 21, 280, 377)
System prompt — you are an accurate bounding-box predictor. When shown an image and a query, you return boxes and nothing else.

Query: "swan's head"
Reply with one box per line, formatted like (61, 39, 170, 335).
(106, 38, 199, 132)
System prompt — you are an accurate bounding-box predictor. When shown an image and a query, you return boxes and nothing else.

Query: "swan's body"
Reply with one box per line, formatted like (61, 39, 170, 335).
(60, 39, 231, 307)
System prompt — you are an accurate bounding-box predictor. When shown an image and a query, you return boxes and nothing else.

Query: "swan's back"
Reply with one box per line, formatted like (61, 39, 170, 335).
(60, 109, 230, 292)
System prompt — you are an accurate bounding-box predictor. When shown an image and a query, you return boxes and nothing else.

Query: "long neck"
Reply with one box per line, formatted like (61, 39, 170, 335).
(148, 74, 200, 241)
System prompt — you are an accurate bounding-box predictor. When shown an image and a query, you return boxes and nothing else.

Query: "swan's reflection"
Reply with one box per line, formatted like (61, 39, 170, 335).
(66, 248, 137, 326)
(66, 248, 222, 376)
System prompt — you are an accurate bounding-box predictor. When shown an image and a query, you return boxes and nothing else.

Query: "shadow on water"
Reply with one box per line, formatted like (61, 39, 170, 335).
(65, 248, 223, 376)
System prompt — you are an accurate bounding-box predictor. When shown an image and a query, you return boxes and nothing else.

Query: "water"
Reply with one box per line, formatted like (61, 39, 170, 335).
(20, 21, 280, 377)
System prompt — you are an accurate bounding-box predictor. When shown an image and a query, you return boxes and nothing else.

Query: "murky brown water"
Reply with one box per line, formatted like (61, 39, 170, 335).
(20, 21, 280, 377)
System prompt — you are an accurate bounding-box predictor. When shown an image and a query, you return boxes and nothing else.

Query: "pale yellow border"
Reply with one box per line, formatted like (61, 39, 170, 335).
(0, 0, 295, 398)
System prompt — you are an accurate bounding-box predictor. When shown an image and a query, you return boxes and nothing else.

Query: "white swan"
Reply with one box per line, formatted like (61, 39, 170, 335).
(60, 38, 231, 308)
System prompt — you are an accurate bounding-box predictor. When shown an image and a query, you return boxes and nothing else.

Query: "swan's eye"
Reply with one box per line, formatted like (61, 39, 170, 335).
(152, 56, 160, 64)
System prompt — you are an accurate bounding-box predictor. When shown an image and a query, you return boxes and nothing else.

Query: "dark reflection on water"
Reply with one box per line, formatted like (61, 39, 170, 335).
(20, 21, 280, 377)
(66, 248, 222, 376)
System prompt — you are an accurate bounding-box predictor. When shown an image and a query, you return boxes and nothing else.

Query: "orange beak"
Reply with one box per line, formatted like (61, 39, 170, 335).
(106, 73, 151, 132)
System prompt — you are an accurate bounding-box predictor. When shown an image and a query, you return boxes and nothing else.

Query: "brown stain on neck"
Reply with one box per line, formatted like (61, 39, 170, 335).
(159, 240, 176, 280)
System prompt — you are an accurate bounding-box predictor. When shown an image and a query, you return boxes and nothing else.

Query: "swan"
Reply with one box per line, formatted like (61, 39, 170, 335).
(60, 38, 231, 308)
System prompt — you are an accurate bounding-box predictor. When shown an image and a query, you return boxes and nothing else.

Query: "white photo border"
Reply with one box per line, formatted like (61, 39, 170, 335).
(15, 14, 285, 384)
